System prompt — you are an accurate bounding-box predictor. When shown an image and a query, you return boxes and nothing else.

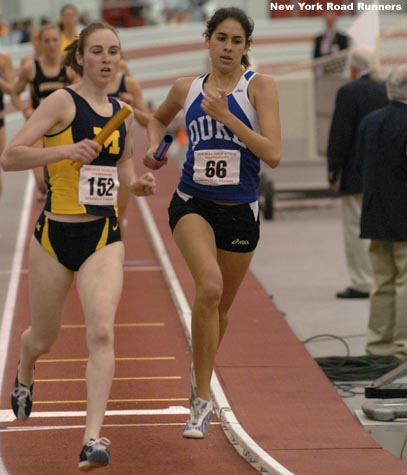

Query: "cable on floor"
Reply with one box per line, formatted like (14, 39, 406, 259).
(315, 354, 401, 381)
(302, 333, 350, 358)
(302, 333, 401, 382)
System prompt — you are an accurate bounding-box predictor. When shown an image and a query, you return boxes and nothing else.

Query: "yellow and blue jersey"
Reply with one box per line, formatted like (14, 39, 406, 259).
(43, 87, 126, 217)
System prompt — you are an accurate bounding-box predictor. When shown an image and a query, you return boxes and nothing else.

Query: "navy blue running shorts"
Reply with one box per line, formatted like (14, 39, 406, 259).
(168, 191, 260, 253)
(34, 211, 121, 271)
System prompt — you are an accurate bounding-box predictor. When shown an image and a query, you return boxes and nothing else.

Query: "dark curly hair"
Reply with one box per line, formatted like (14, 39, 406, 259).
(204, 7, 254, 68)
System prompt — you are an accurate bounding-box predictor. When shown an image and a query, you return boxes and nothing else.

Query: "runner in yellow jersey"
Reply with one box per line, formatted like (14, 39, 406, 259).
(1, 22, 156, 472)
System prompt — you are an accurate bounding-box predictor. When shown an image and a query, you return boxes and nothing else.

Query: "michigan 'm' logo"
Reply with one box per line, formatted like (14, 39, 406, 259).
(93, 127, 120, 154)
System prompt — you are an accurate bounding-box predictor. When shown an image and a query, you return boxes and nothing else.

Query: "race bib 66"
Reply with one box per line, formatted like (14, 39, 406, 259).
(193, 149, 240, 186)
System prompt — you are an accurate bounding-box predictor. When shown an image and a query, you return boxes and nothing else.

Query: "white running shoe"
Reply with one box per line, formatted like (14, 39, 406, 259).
(183, 397, 213, 439)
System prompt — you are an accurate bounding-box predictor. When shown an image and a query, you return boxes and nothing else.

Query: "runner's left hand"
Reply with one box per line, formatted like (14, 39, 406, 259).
(130, 172, 157, 196)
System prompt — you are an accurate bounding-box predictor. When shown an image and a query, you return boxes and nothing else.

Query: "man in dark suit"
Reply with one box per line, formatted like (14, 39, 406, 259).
(327, 47, 389, 299)
(313, 12, 349, 59)
(359, 64, 407, 359)
(313, 12, 349, 74)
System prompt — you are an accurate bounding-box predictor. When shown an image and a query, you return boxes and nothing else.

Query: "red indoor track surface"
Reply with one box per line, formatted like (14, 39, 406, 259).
(2, 127, 407, 475)
(0, 186, 259, 475)
(139, 155, 407, 475)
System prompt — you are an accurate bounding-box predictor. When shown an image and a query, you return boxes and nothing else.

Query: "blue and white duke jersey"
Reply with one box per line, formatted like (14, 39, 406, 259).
(178, 70, 261, 203)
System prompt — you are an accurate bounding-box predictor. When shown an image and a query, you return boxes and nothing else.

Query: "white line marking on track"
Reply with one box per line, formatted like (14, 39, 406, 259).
(0, 406, 190, 422)
(0, 174, 34, 393)
(36, 356, 175, 363)
(0, 269, 28, 276)
(0, 174, 34, 475)
(124, 265, 162, 272)
(61, 322, 165, 329)
(0, 421, 221, 433)
(27, 397, 188, 404)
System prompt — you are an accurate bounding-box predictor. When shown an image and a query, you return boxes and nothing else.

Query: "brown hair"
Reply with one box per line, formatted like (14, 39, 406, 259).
(38, 23, 61, 41)
(63, 22, 120, 76)
(60, 4, 78, 16)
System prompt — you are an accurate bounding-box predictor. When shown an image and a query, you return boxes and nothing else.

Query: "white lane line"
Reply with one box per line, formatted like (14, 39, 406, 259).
(124, 265, 162, 272)
(61, 322, 165, 329)
(0, 406, 190, 422)
(36, 356, 176, 363)
(0, 173, 34, 391)
(0, 269, 28, 276)
(137, 196, 295, 475)
(0, 174, 34, 475)
(0, 421, 221, 434)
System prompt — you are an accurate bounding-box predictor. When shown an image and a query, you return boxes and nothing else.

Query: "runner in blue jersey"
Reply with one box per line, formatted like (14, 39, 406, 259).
(144, 7, 281, 439)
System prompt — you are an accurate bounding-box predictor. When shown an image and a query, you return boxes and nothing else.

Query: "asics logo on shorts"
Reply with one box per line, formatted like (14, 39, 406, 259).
(232, 238, 250, 246)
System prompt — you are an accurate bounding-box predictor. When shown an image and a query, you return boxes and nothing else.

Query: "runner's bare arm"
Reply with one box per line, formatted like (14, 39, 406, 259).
(1, 90, 100, 171)
(144, 77, 193, 169)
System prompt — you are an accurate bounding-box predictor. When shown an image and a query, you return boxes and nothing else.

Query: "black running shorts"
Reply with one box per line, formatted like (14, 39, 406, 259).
(34, 211, 121, 271)
(168, 191, 259, 253)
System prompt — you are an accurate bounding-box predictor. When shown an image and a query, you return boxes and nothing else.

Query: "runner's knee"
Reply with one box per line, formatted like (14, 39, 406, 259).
(86, 323, 114, 350)
(196, 278, 222, 309)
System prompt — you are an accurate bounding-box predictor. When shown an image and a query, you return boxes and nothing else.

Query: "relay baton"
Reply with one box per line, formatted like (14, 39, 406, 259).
(73, 106, 132, 170)
(153, 134, 173, 161)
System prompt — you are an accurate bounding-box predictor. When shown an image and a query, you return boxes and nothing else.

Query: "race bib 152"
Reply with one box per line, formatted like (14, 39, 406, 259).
(78, 165, 119, 206)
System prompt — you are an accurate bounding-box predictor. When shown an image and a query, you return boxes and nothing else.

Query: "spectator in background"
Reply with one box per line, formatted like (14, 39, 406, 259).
(0, 17, 9, 46)
(59, 4, 80, 52)
(359, 64, 407, 360)
(40, 17, 51, 27)
(10, 21, 22, 45)
(313, 11, 349, 74)
(186, 0, 210, 21)
(313, 12, 349, 59)
(327, 47, 388, 299)
(19, 19, 33, 44)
